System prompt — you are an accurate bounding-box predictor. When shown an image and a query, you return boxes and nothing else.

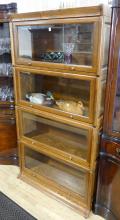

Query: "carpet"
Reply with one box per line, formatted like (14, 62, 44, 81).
(0, 192, 37, 220)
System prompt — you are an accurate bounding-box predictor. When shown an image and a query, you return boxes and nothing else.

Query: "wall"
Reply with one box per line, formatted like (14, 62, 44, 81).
(0, 0, 110, 13)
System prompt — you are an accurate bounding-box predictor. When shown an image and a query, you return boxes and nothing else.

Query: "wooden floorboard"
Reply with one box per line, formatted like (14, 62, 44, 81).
(0, 165, 104, 220)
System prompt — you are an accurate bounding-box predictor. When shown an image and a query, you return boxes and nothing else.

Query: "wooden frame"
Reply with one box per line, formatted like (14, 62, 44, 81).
(94, 68, 108, 126)
(103, 7, 120, 138)
(10, 5, 111, 21)
(19, 141, 95, 217)
(14, 66, 97, 124)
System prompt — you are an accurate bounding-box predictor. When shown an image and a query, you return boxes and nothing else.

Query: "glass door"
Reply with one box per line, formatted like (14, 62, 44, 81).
(17, 108, 93, 168)
(15, 68, 96, 124)
(0, 22, 14, 118)
(12, 18, 99, 73)
(24, 145, 87, 198)
(21, 143, 94, 205)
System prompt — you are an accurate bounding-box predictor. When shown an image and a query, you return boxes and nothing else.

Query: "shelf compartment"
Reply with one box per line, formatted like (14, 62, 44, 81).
(15, 67, 96, 124)
(16, 107, 96, 168)
(20, 143, 95, 205)
(24, 146, 87, 197)
(17, 23, 94, 65)
(11, 16, 100, 74)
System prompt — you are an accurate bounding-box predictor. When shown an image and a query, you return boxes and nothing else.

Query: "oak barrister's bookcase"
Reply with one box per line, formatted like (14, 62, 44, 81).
(10, 5, 111, 217)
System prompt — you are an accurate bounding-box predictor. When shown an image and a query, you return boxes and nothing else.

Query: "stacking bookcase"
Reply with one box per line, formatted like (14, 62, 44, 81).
(10, 5, 111, 217)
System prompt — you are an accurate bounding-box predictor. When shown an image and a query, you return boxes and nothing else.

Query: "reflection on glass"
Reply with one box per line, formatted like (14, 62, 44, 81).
(113, 49, 120, 131)
(0, 23, 12, 76)
(22, 111, 89, 160)
(17, 23, 93, 66)
(0, 37, 10, 55)
(25, 146, 87, 197)
(0, 23, 11, 55)
(0, 63, 12, 76)
(0, 86, 14, 102)
(20, 72, 90, 117)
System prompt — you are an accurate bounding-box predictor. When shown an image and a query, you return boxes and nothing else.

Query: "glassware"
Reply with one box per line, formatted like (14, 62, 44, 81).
(0, 86, 14, 101)
(0, 37, 10, 55)
(6, 63, 12, 76)
(64, 42, 75, 64)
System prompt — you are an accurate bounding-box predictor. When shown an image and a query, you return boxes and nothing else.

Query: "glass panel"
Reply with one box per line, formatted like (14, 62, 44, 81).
(0, 23, 12, 75)
(0, 77, 14, 104)
(0, 22, 14, 105)
(0, 23, 11, 55)
(20, 72, 90, 117)
(112, 49, 120, 132)
(22, 111, 89, 161)
(24, 146, 87, 197)
(17, 23, 94, 66)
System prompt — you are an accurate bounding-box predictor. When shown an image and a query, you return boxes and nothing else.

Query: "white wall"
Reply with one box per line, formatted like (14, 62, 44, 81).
(0, 0, 110, 13)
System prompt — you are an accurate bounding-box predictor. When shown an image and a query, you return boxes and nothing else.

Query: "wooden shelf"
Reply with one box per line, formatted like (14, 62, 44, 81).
(27, 130, 87, 159)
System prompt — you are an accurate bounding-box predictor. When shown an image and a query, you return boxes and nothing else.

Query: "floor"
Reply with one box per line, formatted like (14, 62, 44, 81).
(0, 165, 104, 220)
